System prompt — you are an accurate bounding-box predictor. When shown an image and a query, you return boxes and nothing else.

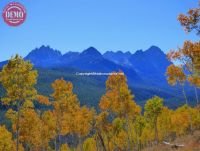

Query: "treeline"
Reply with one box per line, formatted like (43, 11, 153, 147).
(0, 55, 200, 151)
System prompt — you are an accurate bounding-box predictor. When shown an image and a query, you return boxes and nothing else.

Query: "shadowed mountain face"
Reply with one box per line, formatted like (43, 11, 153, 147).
(129, 46, 171, 77)
(66, 47, 125, 72)
(25, 45, 62, 67)
(103, 46, 172, 86)
(61, 52, 80, 65)
(104, 46, 171, 78)
(103, 50, 132, 67)
(0, 45, 191, 107)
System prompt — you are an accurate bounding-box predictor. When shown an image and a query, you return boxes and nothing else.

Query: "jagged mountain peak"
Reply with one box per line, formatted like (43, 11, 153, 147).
(104, 50, 131, 56)
(80, 47, 102, 57)
(145, 45, 164, 55)
(25, 45, 62, 67)
(26, 45, 62, 58)
(134, 49, 143, 55)
(129, 46, 171, 77)
(103, 50, 132, 67)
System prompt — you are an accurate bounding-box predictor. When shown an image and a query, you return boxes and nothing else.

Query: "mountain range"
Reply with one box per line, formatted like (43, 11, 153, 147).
(0, 45, 195, 108)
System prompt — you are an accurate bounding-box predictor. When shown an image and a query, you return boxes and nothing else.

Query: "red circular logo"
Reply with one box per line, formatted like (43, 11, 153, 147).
(2, 2, 27, 27)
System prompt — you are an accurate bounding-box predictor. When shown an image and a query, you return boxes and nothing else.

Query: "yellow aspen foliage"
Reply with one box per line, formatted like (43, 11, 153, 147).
(188, 76, 200, 105)
(178, 3, 200, 35)
(188, 75, 200, 88)
(19, 101, 42, 150)
(51, 78, 96, 150)
(141, 123, 154, 144)
(0, 55, 38, 151)
(171, 105, 190, 136)
(192, 107, 200, 129)
(157, 107, 173, 141)
(22, 100, 34, 109)
(60, 144, 70, 151)
(95, 111, 111, 133)
(73, 107, 95, 151)
(166, 41, 200, 105)
(51, 79, 79, 110)
(83, 137, 97, 151)
(167, 1, 199, 107)
(51, 78, 80, 135)
(0, 55, 38, 105)
(167, 41, 200, 77)
(37, 95, 51, 106)
(181, 41, 200, 74)
(132, 115, 146, 150)
(74, 106, 95, 137)
(166, 64, 188, 104)
(166, 65, 186, 86)
(109, 118, 129, 150)
(0, 125, 15, 151)
(112, 118, 126, 134)
(6, 109, 17, 132)
(99, 72, 141, 119)
(41, 111, 56, 149)
(95, 111, 112, 151)
(112, 130, 128, 150)
(98, 73, 141, 150)
(185, 106, 200, 131)
(144, 96, 163, 143)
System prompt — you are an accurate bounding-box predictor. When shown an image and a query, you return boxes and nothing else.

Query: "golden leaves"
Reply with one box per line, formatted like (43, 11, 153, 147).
(51, 78, 73, 100)
(83, 137, 97, 151)
(178, 7, 200, 35)
(37, 95, 51, 105)
(188, 75, 200, 87)
(99, 72, 140, 119)
(0, 55, 38, 104)
(51, 77, 95, 149)
(74, 106, 95, 137)
(0, 126, 15, 151)
(166, 64, 186, 85)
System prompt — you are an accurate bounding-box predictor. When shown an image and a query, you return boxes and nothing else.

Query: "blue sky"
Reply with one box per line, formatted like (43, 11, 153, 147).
(0, 0, 199, 61)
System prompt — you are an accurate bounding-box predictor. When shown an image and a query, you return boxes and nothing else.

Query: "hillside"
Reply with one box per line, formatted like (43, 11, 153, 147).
(0, 45, 196, 108)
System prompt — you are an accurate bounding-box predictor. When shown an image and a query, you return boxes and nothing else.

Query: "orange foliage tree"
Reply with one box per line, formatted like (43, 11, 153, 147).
(98, 72, 141, 150)
(167, 1, 200, 105)
(51, 78, 95, 150)
(0, 55, 38, 151)
(178, 1, 200, 35)
(166, 64, 188, 104)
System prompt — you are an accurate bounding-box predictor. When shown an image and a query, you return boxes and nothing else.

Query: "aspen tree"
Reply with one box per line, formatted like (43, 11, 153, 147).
(0, 55, 37, 151)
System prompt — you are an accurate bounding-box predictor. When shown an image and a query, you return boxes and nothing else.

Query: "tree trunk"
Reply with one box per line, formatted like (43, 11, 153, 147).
(189, 114, 193, 134)
(154, 118, 158, 144)
(125, 117, 131, 150)
(97, 131, 107, 151)
(79, 136, 83, 151)
(55, 119, 60, 151)
(194, 87, 199, 105)
(55, 138, 57, 151)
(138, 138, 142, 151)
(182, 85, 188, 105)
(16, 102, 21, 151)
(58, 134, 61, 151)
